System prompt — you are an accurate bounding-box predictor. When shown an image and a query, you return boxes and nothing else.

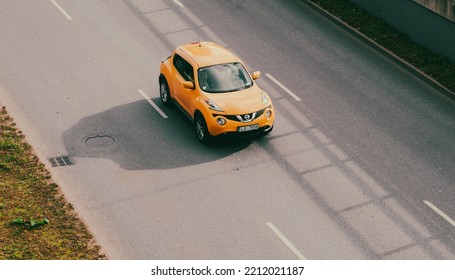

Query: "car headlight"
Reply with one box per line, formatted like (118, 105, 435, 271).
(216, 117, 226, 126)
(205, 99, 224, 112)
(261, 91, 270, 105)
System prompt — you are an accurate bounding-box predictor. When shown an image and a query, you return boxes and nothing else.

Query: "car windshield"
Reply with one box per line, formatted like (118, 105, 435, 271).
(198, 62, 253, 93)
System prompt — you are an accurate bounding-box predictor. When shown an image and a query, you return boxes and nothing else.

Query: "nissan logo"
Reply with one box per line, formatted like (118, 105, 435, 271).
(244, 114, 250, 120)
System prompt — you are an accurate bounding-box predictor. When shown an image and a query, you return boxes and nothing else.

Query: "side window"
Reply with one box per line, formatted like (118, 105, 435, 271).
(173, 54, 194, 82)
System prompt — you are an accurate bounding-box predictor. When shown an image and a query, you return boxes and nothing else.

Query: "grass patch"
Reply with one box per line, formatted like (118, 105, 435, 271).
(0, 106, 105, 259)
(309, 0, 455, 94)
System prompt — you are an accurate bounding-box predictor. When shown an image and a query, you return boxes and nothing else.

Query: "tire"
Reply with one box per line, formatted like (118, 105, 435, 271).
(258, 125, 273, 139)
(159, 78, 171, 106)
(194, 114, 212, 144)
(264, 125, 273, 135)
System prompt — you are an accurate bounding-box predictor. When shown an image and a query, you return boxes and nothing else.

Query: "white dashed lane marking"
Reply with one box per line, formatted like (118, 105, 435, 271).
(424, 200, 455, 227)
(267, 222, 307, 260)
(173, 0, 184, 8)
(138, 89, 168, 119)
(266, 73, 302, 102)
(50, 0, 72, 21)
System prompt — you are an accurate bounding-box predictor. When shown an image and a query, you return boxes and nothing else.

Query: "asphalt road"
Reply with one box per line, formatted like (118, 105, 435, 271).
(0, 0, 454, 259)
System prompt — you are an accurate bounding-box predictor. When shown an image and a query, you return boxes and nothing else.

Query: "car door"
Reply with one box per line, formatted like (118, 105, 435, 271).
(172, 54, 195, 115)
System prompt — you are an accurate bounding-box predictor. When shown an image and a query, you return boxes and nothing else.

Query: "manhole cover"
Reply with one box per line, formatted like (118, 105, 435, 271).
(82, 134, 118, 148)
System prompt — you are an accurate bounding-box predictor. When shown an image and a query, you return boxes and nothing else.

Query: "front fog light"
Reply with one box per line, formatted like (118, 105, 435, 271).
(216, 117, 226, 126)
(266, 109, 272, 118)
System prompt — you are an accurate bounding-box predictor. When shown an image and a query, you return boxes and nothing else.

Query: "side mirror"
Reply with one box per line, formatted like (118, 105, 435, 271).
(183, 81, 195, 89)
(251, 71, 261, 80)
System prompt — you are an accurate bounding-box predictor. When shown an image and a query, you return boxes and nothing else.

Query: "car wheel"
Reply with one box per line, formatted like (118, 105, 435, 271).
(159, 78, 171, 106)
(259, 125, 273, 138)
(194, 114, 211, 144)
(264, 125, 273, 134)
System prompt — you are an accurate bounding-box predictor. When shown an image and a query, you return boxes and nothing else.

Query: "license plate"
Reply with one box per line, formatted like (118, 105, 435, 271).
(237, 124, 259, 132)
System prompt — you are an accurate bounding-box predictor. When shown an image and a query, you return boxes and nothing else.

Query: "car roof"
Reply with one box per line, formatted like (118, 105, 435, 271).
(177, 42, 239, 68)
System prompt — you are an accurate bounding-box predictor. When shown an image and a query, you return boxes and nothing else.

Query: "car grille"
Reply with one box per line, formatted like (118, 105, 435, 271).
(213, 107, 266, 123)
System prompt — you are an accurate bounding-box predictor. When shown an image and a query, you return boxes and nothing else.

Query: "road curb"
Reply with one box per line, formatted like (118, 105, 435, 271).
(300, 0, 455, 101)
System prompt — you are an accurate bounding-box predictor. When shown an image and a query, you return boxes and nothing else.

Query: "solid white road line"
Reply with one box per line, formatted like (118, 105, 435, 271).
(266, 222, 307, 260)
(265, 73, 302, 102)
(173, 0, 185, 8)
(50, 0, 72, 21)
(423, 200, 455, 227)
(138, 89, 168, 119)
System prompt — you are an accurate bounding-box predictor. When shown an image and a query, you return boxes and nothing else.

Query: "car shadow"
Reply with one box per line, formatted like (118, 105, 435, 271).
(62, 100, 250, 170)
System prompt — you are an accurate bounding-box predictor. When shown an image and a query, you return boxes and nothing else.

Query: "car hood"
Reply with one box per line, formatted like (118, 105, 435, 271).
(205, 86, 265, 114)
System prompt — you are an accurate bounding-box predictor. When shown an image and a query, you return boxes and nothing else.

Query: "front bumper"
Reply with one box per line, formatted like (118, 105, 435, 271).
(205, 105, 275, 137)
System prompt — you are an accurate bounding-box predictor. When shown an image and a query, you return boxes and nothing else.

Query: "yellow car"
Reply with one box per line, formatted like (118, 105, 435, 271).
(159, 42, 274, 144)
